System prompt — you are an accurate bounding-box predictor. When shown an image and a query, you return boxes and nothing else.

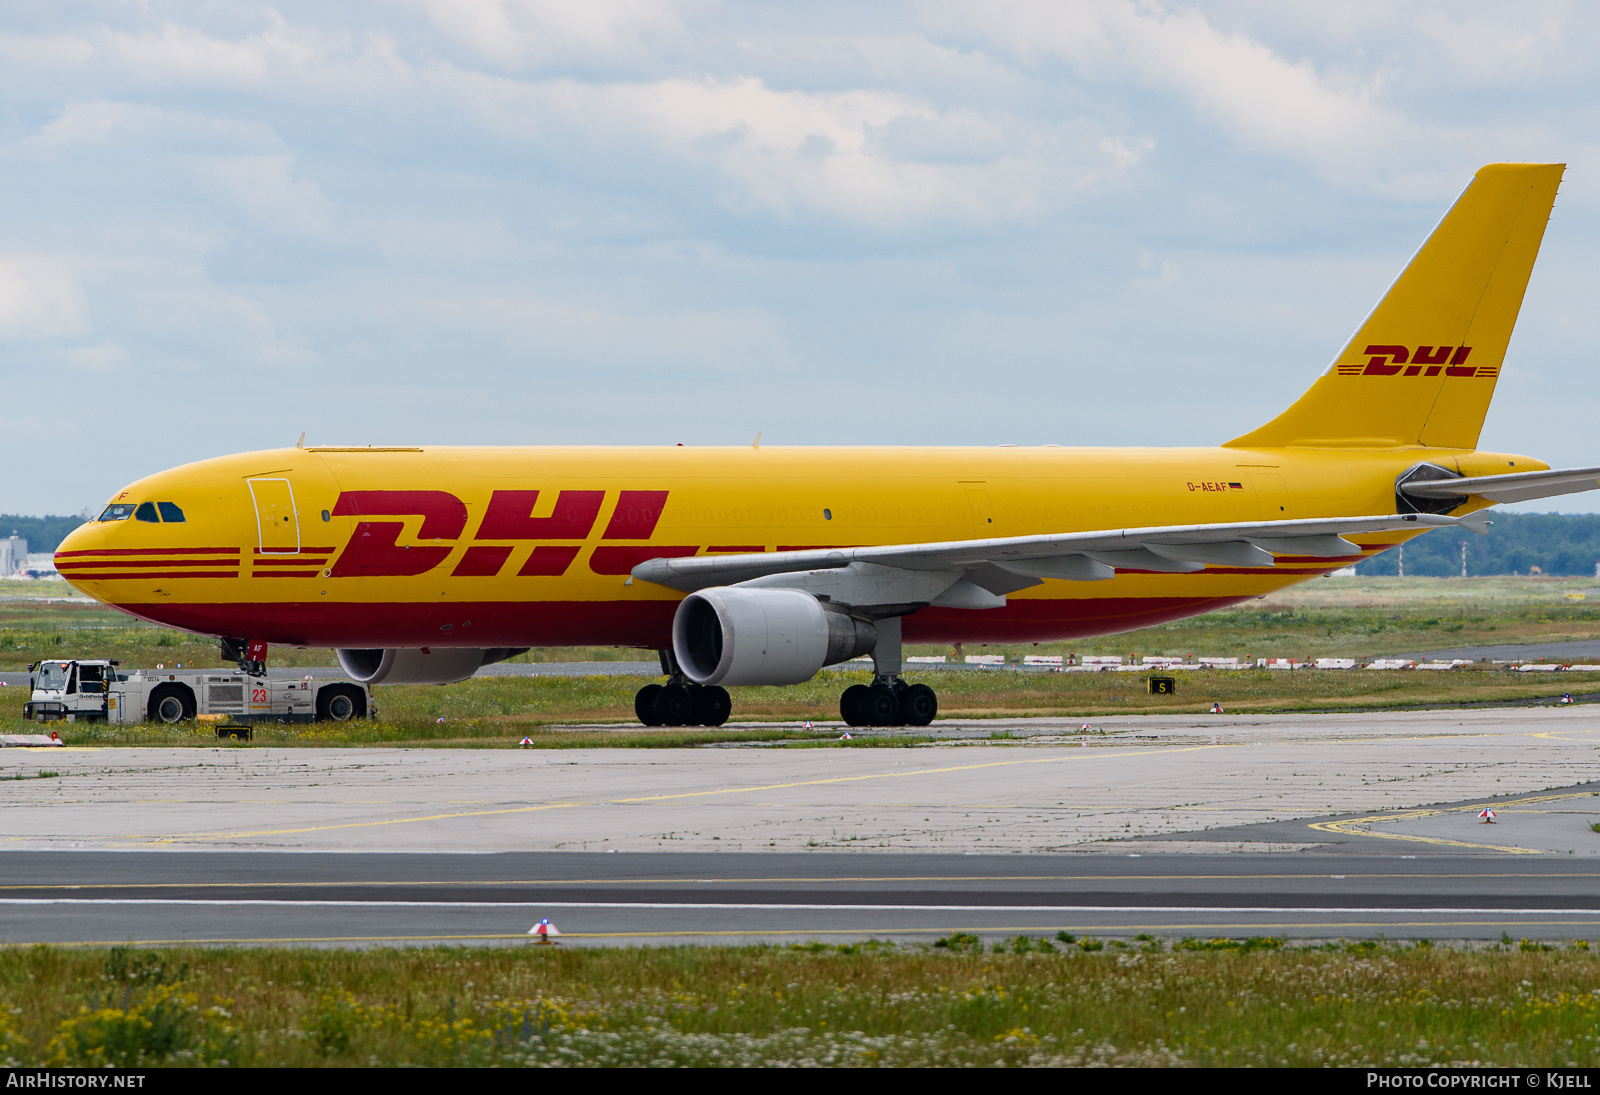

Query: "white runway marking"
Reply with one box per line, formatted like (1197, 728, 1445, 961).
(3, 898, 1599, 915)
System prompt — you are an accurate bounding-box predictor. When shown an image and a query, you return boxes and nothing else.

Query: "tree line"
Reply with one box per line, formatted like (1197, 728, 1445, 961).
(1354, 511, 1600, 577)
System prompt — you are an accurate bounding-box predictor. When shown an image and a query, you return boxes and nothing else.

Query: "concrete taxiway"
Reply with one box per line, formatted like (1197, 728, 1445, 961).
(5, 707, 1600, 855)
(5, 706, 1600, 946)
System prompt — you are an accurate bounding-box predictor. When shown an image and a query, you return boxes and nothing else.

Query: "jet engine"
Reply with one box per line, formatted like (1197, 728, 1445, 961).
(672, 587, 876, 686)
(335, 646, 530, 686)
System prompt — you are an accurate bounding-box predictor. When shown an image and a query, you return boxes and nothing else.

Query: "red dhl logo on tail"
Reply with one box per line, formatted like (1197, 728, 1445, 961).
(1335, 344, 1496, 378)
(327, 489, 694, 579)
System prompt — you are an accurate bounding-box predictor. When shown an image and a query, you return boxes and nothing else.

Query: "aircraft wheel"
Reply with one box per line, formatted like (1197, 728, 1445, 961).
(635, 684, 665, 726)
(149, 684, 196, 724)
(653, 683, 695, 726)
(695, 685, 732, 727)
(901, 683, 937, 726)
(866, 684, 902, 727)
(840, 684, 871, 727)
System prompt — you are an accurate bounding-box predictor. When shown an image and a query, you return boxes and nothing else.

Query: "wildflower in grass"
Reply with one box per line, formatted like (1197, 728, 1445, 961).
(45, 983, 233, 1067)
(0, 1007, 24, 1067)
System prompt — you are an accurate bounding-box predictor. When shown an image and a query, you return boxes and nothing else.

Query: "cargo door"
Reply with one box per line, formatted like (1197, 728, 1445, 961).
(249, 478, 301, 555)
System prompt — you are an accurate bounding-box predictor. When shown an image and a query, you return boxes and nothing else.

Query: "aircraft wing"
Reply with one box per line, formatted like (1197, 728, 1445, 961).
(1400, 466, 1600, 505)
(631, 512, 1472, 607)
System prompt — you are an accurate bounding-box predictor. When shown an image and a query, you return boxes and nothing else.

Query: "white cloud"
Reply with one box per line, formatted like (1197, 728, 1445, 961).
(193, 153, 342, 238)
(456, 73, 1126, 226)
(941, 0, 1427, 183)
(0, 259, 88, 339)
(6, 100, 282, 160)
(407, 0, 691, 71)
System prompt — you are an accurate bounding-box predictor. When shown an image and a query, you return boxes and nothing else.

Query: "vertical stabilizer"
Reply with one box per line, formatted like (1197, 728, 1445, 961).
(1225, 163, 1563, 450)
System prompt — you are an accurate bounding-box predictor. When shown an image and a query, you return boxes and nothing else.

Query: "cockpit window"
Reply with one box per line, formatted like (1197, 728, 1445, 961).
(98, 504, 135, 522)
(135, 502, 159, 523)
(157, 502, 185, 523)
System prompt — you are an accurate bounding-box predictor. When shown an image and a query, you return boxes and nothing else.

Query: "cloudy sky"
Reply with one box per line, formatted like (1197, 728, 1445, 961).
(2, 1, 1596, 516)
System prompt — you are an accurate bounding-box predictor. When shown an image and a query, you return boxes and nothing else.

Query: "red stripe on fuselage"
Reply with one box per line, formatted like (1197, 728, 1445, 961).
(66, 572, 242, 581)
(55, 547, 240, 557)
(57, 558, 239, 570)
(102, 595, 1257, 649)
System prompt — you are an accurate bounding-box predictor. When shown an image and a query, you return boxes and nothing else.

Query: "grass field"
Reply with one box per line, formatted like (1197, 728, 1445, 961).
(3, 939, 1598, 1067)
(12, 664, 1600, 748)
(9, 575, 1600, 747)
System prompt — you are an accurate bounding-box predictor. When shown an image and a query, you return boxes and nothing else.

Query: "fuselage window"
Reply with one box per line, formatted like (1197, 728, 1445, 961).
(99, 504, 135, 522)
(135, 502, 160, 523)
(157, 502, 186, 523)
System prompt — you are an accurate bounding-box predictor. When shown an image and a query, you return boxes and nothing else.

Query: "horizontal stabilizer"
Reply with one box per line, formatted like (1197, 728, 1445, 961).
(1401, 465, 1600, 505)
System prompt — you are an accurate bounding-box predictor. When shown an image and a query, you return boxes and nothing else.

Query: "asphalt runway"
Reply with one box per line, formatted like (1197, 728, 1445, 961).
(7, 850, 1600, 947)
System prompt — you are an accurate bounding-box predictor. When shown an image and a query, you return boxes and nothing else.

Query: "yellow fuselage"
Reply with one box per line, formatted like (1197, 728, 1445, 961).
(55, 443, 1527, 650)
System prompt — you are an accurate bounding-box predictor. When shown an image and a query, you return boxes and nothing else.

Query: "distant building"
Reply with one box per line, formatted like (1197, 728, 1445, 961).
(0, 534, 27, 577)
(20, 553, 57, 579)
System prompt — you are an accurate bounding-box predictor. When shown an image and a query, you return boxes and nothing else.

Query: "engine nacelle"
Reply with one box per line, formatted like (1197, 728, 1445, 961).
(335, 647, 530, 686)
(672, 587, 877, 686)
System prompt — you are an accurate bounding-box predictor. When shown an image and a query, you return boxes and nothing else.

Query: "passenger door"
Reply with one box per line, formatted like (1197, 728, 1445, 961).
(249, 478, 301, 555)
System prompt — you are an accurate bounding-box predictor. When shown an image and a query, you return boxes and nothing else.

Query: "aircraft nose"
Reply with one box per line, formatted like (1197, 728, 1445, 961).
(54, 519, 106, 595)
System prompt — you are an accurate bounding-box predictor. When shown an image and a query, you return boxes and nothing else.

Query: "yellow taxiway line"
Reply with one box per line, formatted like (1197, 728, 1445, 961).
(1307, 789, 1600, 853)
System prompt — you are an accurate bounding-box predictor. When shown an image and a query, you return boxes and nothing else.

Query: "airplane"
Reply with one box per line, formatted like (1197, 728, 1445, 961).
(54, 162, 1600, 728)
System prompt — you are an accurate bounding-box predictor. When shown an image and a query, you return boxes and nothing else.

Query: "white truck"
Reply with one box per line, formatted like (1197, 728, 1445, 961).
(23, 659, 372, 726)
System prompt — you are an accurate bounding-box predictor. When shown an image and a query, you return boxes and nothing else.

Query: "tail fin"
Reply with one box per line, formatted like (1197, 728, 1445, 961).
(1225, 163, 1564, 451)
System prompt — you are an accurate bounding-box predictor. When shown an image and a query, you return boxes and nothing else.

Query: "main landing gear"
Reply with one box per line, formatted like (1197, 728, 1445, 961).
(839, 617, 937, 728)
(635, 650, 731, 727)
(840, 680, 937, 727)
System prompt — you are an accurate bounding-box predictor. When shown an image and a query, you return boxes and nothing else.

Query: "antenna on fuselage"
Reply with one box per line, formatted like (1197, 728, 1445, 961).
(751, 431, 761, 449)
(295, 432, 306, 448)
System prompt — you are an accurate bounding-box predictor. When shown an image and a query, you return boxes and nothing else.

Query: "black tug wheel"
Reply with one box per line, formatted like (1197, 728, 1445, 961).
(635, 684, 664, 726)
(148, 684, 196, 724)
(316, 684, 366, 722)
(901, 683, 937, 726)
